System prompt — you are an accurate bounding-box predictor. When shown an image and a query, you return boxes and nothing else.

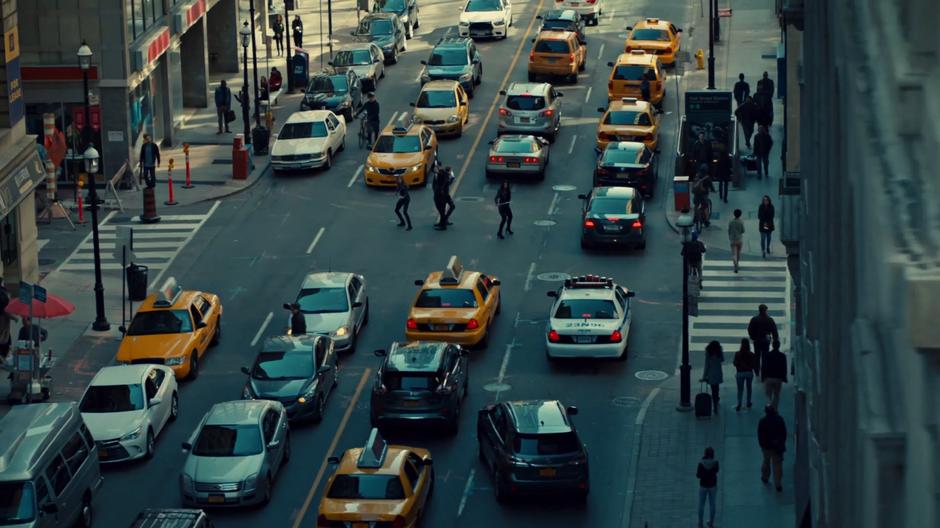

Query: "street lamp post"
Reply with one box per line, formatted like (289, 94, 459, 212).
(248, 0, 261, 128)
(239, 22, 252, 146)
(285, 2, 293, 92)
(677, 211, 694, 411)
(78, 42, 109, 332)
(707, 0, 716, 89)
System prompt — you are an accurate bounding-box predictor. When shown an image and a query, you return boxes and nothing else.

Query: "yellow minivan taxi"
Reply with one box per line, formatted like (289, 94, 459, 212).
(364, 123, 439, 187)
(606, 50, 665, 109)
(625, 18, 682, 65)
(410, 80, 470, 138)
(528, 30, 586, 84)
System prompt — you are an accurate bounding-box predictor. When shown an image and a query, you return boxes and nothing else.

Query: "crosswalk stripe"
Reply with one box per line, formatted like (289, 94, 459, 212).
(702, 269, 788, 278)
(702, 280, 786, 288)
(703, 259, 788, 269)
(700, 290, 785, 299)
(697, 302, 785, 312)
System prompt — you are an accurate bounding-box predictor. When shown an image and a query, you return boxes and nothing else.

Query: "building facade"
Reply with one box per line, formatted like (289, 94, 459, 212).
(787, 0, 939, 526)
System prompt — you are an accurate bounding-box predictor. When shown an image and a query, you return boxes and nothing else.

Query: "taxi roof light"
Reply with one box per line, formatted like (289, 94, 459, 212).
(357, 428, 388, 469)
(440, 255, 463, 285)
(621, 97, 639, 104)
(392, 126, 410, 136)
(646, 18, 660, 23)
(154, 277, 183, 307)
(630, 50, 647, 55)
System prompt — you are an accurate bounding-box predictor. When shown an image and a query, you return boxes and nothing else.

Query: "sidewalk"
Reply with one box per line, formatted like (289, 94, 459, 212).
(630, 0, 796, 527)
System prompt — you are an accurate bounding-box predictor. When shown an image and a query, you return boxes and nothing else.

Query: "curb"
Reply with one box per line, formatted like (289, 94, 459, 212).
(621, 386, 663, 528)
(191, 161, 271, 205)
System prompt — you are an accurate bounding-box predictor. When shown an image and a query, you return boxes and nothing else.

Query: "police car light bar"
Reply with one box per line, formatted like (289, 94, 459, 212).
(357, 428, 388, 469)
(565, 275, 614, 288)
(154, 277, 183, 307)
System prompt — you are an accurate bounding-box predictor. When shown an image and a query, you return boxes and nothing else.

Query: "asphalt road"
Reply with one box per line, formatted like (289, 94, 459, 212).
(92, 0, 692, 526)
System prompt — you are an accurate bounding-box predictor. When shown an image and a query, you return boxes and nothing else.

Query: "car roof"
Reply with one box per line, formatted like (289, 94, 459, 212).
(634, 18, 672, 30)
(423, 269, 481, 289)
(609, 98, 653, 112)
(559, 287, 617, 301)
(434, 37, 472, 49)
(90, 364, 152, 386)
(535, 29, 576, 41)
(593, 186, 638, 199)
(385, 342, 447, 373)
(300, 271, 351, 289)
(261, 334, 319, 353)
(0, 402, 82, 479)
(286, 110, 334, 124)
(131, 509, 207, 528)
(505, 400, 572, 434)
(543, 9, 578, 21)
(496, 134, 539, 143)
(364, 12, 398, 21)
(506, 82, 551, 96)
(341, 43, 377, 52)
(380, 123, 424, 136)
(422, 80, 462, 91)
(604, 141, 646, 155)
(615, 51, 660, 65)
(336, 445, 409, 476)
(205, 400, 270, 426)
(138, 290, 202, 311)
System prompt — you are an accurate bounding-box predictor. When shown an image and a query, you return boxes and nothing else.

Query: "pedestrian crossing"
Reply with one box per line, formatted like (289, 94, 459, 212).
(58, 204, 219, 273)
(690, 256, 791, 354)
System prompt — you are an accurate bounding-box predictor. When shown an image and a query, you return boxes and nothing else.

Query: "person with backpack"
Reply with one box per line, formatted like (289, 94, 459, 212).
(696, 447, 720, 528)
(700, 340, 724, 414)
(681, 231, 706, 279)
(758, 404, 787, 492)
(733, 337, 757, 410)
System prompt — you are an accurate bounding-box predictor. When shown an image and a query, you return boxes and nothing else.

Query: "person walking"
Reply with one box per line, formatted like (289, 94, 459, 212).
(363, 92, 381, 145)
(747, 303, 779, 375)
(138, 134, 161, 188)
(735, 96, 759, 149)
(753, 125, 773, 179)
(757, 404, 787, 492)
(394, 176, 412, 230)
(733, 73, 750, 107)
(495, 180, 513, 239)
(692, 164, 714, 228)
(286, 303, 306, 335)
(761, 341, 788, 409)
(234, 85, 250, 125)
(292, 15, 304, 49)
(728, 208, 745, 273)
(758, 195, 775, 257)
(700, 340, 724, 414)
(273, 15, 285, 56)
(755, 89, 774, 128)
(733, 337, 757, 411)
(696, 447, 719, 528)
(433, 165, 455, 229)
(757, 71, 775, 100)
(714, 146, 732, 203)
(689, 132, 712, 175)
(214, 80, 232, 134)
(681, 231, 706, 278)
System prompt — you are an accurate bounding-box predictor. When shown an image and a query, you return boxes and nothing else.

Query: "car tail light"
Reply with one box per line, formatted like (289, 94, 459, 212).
(583, 219, 596, 228)
(586, 0, 597, 3)
(406, 318, 418, 330)
(645, 134, 654, 142)
(608, 81, 613, 90)
(529, 51, 535, 62)
(523, 157, 539, 164)
(548, 330, 560, 342)
(625, 46, 632, 52)
(466, 319, 480, 330)
(490, 155, 505, 163)
(499, 107, 512, 117)
(569, 53, 576, 63)
(610, 330, 623, 342)
(540, 109, 554, 118)
(632, 220, 643, 229)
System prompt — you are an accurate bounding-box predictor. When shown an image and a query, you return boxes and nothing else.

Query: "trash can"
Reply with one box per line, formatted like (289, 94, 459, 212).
(126, 264, 149, 301)
(252, 126, 270, 155)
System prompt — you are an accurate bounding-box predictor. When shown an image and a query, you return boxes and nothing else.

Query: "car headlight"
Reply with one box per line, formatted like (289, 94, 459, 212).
(367, 164, 378, 172)
(410, 164, 423, 172)
(333, 326, 349, 337)
(459, 73, 472, 81)
(242, 385, 253, 399)
(243, 472, 259, 491)
(166, 356, 185, 366)
(447, 115, 460, 123)
(493, 18, 506, 25)
(121, 426, 142, 442)
(298, 382, 319, 404)
(180, 474, 194, 492)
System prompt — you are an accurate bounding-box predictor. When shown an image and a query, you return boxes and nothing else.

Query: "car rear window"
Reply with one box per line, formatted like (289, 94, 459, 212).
(590, 196, 636, 215)
(506, 95, 546, 111)
(534, 39, 570, 53)
(415, 288, 478, 308)
(327, 475, 405, 500)
(386, 373, 438, 390)
(542, 20, 574, 31)
(602, 148, 644, 164)
(417, 90, 457, 108)
(613, 65, 654, 81)
(631, 28, 671, 41)
(192, 424, 263, 457)
(495, 140, 537, 153)
(334, 49, 373, 66)
(604, 110, 651, 126)
(554, 299, 617, 319)
(513, 432, 581, 455)
(126, 309, 192, 335)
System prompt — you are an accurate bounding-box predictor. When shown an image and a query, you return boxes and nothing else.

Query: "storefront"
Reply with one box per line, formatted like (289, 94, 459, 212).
(0, 138, 47, 286)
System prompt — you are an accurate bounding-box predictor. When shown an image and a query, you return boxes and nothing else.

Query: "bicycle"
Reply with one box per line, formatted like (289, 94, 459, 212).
(358, 116, 375, 149)
(694, 196, 712, 231)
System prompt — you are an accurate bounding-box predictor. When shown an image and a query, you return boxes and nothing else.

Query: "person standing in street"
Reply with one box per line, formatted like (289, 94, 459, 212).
(758, 195, 775, 257)
(757, 71, 775, 100)
(433, 165, 455, 229)
(753, 125, 773, 179)
(728, 208, 745, 273)
(758, 404, 787, 492)
(700, 340, 724, 414)
(362, 92, 381, 145)
(286, 303, 306, 335)
(138, 134, 161, 188)
(733, 338, 757, 411)
(273, 15, 285, 56)
(215, 80, 232, 134)
(394, 176, 412, 231)
(735, 96, 759, 149)
(696, 447, 719, 528)
(681, 231, 706, 278)
(733, 73, 750, 107)
(495, 180, 513, 239)
(747, 303, 779, 375)
(761, 341, 788, 409)
(714, 146, 732, 203)
(292, 15, 304, 49)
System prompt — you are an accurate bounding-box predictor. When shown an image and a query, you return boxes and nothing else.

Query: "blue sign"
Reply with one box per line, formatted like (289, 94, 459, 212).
(18, 282, 32, 304)
(33, 285, 47, 303)
(6, 57, 23, 126)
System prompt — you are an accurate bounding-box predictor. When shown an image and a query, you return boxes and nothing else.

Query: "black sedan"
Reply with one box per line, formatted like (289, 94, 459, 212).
(537, 9, 586, 44)
(578, 186, 647, 250)
(594, 141, 658, 197)
(300, 71, 363, 123)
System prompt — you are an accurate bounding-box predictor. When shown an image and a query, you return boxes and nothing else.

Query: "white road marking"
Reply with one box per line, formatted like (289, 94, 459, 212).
(513, 311, 521, 328)
(524, 262, 536, 291)
(147, 200, 221, 289)
(251, 312, 274, 347)
(584, 86, 593, 104)
(306, 227, 326, 255)
(347, 165, 363, 188)
(456, 468, 476, 517)
(494, 338, 516, 400)
(597, 43, 605, 60)
(567, 134, 578, 155)
(607, 9, 616, 23)
(547, 192, 560, 215)
(385, 112, 399, 128)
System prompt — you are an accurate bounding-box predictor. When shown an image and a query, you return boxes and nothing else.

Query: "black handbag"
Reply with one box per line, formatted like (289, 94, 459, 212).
(225, 109, 236, 123)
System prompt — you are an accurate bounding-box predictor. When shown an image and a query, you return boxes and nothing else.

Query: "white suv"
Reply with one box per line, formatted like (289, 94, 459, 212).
(459, 0, 513, 39)
(545, 275, 634, 360)
(553, 0, 603, 26)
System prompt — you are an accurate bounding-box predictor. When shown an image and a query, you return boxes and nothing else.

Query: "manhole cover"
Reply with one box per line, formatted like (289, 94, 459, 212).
(456, 196, 484, 202)
(483, 382, 511, 392)
(536, 272, 570, 281)
(552, 184, 577, 192)
(635, 370, 669, 381)
(534, 219, 556, 226)
(612, 396, 641, 407)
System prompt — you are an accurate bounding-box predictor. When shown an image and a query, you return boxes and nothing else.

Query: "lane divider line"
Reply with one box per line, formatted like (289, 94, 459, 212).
(456, 468, 477, 517)
(547, 192, 560, 215)
(620, 387, 662, 528)
(597, 42, 606, 61)
(493, 338, 516, 401)
(584, 86, 593, 104)
(567, 134, 578, 155)
(306, 227, 326, 255)
(347, 165, 363, 188)
(385, 112, 399, 128)
(524, 262, 536, 291)
(250, 312, 273, 347)
(292, 368, 372, 528)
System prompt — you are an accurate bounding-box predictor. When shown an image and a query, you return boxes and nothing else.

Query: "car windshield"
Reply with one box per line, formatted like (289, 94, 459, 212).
(415, 288, 478, 308)
(534, 39, 570, 53)
(554, 299, 618, 319)
(373, 134, 421, 153)
(335, 49, 373, 66)
(428, 48, 469, 66)
(496, 140, 537, 153)
(513, 432, 581, 455)
(604, 110, 651, 126)
(590, 196, 636, 215)
(360, 18, 393, 35)
(252, 351, 314, 380)
(279, 121, 328, 139)
(602, 148, 644, 164)
(80, 384, 145, 413)
(386, 373, 438, 390)
(465, 0, 501, 12)
(613, 65, 653, 81)
(327, 474, 406, 500)
(308, 76, 348, 94)
(632, 28, 671, 41)
(417, 90, 457, 108)
(376, 0, 405, 12)
(0, 482, 35, 524)
(506, 95, 546, 111)
(296, 287, 349, 313)
(192, 424, 263, 457)
(126, 309, 192, 335)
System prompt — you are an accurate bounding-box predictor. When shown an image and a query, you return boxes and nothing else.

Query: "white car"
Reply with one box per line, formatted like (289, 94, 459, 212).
(79, 364, 179, 462)
(458, 0, 512, 39)
(555, 0, 603, 26)
(271, 110, 347, 173)
(545, 275, 635, 360)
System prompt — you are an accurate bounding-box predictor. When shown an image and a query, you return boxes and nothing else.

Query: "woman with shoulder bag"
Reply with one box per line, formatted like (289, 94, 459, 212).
(758, 195, 775, 257)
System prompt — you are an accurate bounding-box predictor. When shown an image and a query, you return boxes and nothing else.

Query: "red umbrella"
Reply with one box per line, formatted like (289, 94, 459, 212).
(5, 294, 76, 319)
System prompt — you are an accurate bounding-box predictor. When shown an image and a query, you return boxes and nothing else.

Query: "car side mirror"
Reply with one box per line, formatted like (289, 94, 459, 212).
(458, 347, 469, 356)
(491, 279, 501, 286)
(579, 38, 587, 45)
(197, 321, 208, 329)
(374, 57, 382, 63)
(118, 325, 126, 335)
(181, 442, 192, 451)
(677, 28, 683, 32)
(328, 456, 340, 464)
(547, 291, 558, 298)
(577, 193, 588, 200)
(267, 440, 280, 449)
(627, 291, 636, 297)
(327, 61, 333, 66)
(566, 405, 579, 415)
(149, 397, 162, 407)
(420, 60, 427, 65)
(353, 301, 363, 308)
(597, 107, 606, 113)
(487, 140, 495, 145)
(414, 279, 424, 285)
(607, 61, 615, 67)
(241, 366, 251, 376)
(472, 57, 480, 63)
(283, 303, 293, 310)
(409, 102, 415, 107)
(374, 349, 387, 357)
(349, 31, 356, 36)
(41, 503, 58, 514)
(626, 26, 633, 30)
(556, 92, 564, 97)
(423, 457, 434, 466)
(530, 38, 536, 43)
(654, 148, 661, 154)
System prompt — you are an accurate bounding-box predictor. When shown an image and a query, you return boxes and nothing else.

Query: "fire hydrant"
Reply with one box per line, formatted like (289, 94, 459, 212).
(695, 49, 705, 70)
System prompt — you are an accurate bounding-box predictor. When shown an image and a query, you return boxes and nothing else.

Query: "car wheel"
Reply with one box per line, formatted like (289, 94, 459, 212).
(282, 434, 291, 464)
(478, 444, 486, 463)
(569, 73, 578, 84)
(210, 316, 221, 346)
(579, 58, 586, 72)
(580, 238, 589, 250)
(485, 169, 494, 179)
(447, 406, 460, 435)
(260, 476, 272, 506)
(340, 135, 346, 152)
(467, 83, 475, 99)
(617, 344, 628, 361)
(406, 21, 414, 39)
(637, 240, 647, 250)
(456, 125, 463, 138)
(187, 352, 199, 381)
(78, 493, 93, 528)
(312, 394, 326, 423)
(362, 301, 370, 326)
(348, 330, 358, 354)
(475, 67, 483, 85)
(494, 470, 510, 503)
(324, 149, 333, 170)
(144, 429, 155, 459)
(169, 392, 179, 422)
(476, 327, 490, 349)
(402, 38, 408, 52)
(380, 66, 386, 79)
(344, 109, 353, 124)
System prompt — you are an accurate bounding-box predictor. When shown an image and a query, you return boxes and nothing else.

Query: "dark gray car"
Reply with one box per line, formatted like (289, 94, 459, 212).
(351, 13, 407, 65)
(300, 71, 363, 123)
(420, 37, 483, 97)
(329, 44, 386, 92)
(373, 0, 420, 38)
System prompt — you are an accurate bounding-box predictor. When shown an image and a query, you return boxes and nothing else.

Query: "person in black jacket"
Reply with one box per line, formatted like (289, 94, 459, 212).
(733, 338, 757, 410)
(714, 147, 732, 202)
(733, 73, 750, 106)
(689, 132, 712, 175)
(758, 404, 787, 492)
(681, 231, 706, 278)
(17, 318, 47, 348)
(696, 447, 719, 528)
(433, 166, 455, 230)
(761, 342, 788, 409)
(758, 195, 775, 257)
(285, 303, 306, 335)
(292, 15, 304, 48)
(747, 304, 779, 375)
(273, 15, 285, 56)
(757, 71, 775, 100)
(735, 97, 759, 149)
(138, 134, 161, 188)
(394, 176, 412, 230)
(495, 180, 513, 239)
(753, 125, 773, 179)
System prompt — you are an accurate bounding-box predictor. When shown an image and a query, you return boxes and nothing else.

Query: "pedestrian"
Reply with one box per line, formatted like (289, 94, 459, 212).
(728, 208, 745, 273)
(214, 80, 232, 134)
(363, 92, 381, 144)
(17, 318, 47, 349)
(138, 133, 160, 188)
(234, 85, 250, 124)
(640, 76, 651, 103)
(734, 96, 759, 149)
(761, 341, 788, 409)
(273, 15, 285, 56)
(696, 447, 719, 528)
(758, 195, 775, 258)
(681, 231, 706, 278)
(752, 126, 773, 180)
(394, 176, 412, 230)
(689, 132, 712, 175)
(714, 146, 732, 203)
(495, 180, 513, 239)
(0, 279, 17, 360)
(260, 76, 270, 101)
(433, 165, 455, 230)
(757, 71, 775, 100)
(285, 302, 306, 335)
(292, 15, 304, 49)
(755, 89, 773, 128)
(733, 73, 750, 107)
(269, 67, 283, 92)
(747, 304, 779, 375)
(733, 337, 756, 411)
(757, 404, 787, 492)
(700, 340, 724, 414)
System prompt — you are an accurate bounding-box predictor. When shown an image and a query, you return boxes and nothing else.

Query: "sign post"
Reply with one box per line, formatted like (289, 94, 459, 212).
(114, 226, 135, 331)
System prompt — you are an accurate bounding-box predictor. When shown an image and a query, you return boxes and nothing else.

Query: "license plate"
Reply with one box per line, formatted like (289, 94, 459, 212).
(607, 224, 623, 231)
(402, 400, 422, 407)
(519, 117, 531, 123)
(208, 494, 225, 504)
(539, 468, 557, 477)
(570, 2, 579, 6)
(575, 335, 593, 344)
(431, 324, 450, 331)
(507, 162, 520, 168)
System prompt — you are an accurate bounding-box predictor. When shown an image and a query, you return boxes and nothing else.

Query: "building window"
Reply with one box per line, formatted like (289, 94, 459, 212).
(129, 80, 153, 147)
(0, 214, 17, 267)
(128, 0, 166, 41)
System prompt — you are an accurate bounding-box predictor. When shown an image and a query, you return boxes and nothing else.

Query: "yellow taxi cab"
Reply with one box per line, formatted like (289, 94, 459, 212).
(595, 97, 660, 152)
(318, 428, 434, 528)
(406, 256, 500, 348)
(116, 278, 222, 380)
(528, 30, 586, 84)
(625, 18, 682, 65)
(364, 123, 439, 188)
(606, 50, 666, 109)
(410, 80, 470, 138)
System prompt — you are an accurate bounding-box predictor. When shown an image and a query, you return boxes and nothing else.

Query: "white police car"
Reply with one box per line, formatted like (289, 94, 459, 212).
(545, 275, 635, 360)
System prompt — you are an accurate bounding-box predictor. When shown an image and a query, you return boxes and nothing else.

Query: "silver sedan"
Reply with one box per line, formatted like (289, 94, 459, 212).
(285, 272, 369, 353)
(485, 134, 551, 180)
(329, 44, 385, 92)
